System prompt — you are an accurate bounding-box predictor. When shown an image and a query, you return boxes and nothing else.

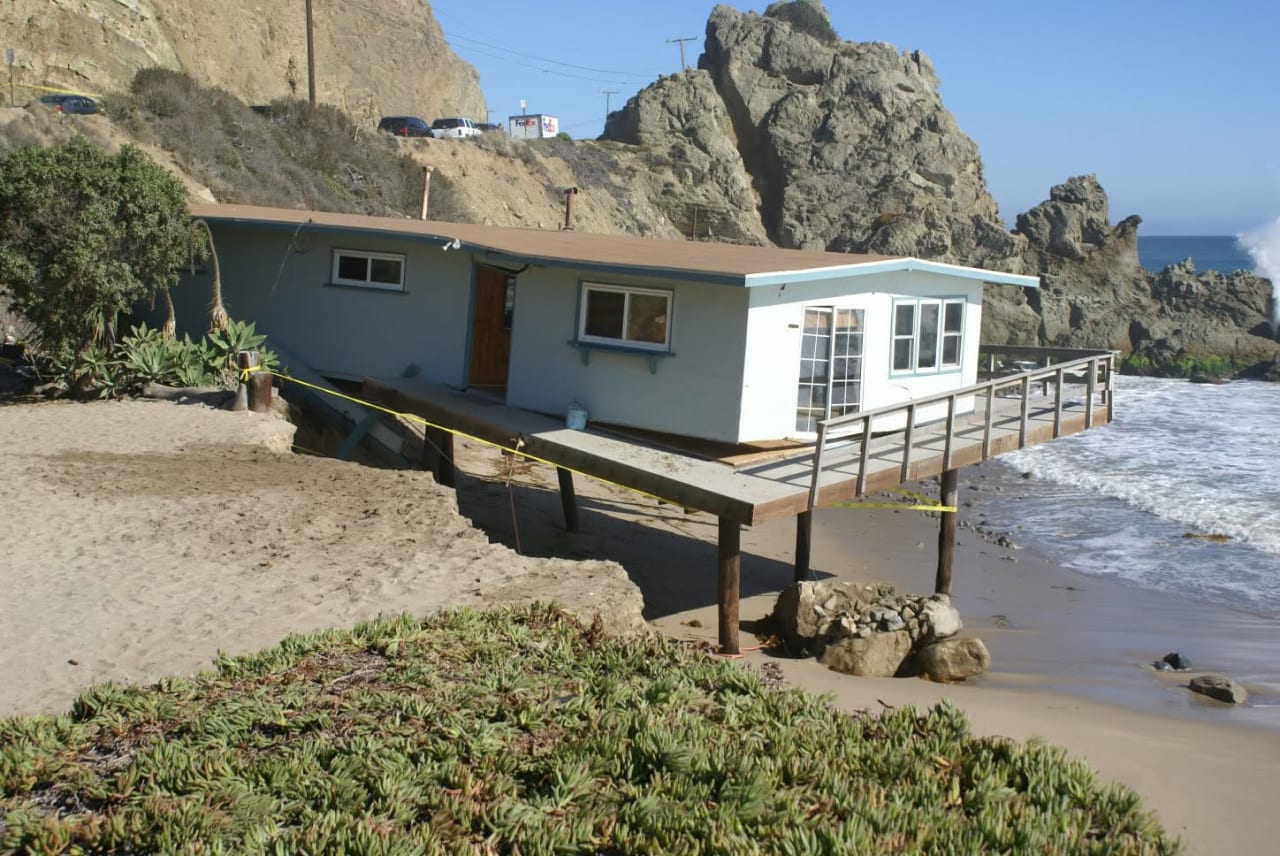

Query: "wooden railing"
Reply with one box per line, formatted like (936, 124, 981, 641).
(805, 347, 1117, 511)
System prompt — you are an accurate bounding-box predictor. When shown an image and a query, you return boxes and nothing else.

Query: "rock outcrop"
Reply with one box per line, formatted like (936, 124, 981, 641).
(607, 3, 1023, 269)
(997, 175, 1280, 369)
(602, 3, 1276, 373)
(0, 0, 485, 126)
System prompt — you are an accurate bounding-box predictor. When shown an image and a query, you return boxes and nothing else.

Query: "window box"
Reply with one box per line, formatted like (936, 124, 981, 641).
(330, 249, 406, 291)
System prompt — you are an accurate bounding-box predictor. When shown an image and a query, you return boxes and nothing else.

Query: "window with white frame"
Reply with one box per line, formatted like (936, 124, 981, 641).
(578, 282, 672, 350)
(891, 298, 965, 374)
(331, 249, 405, 291)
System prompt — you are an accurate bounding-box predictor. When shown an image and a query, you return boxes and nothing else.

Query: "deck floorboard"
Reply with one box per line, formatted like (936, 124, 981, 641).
(364, 377, 1109, 526)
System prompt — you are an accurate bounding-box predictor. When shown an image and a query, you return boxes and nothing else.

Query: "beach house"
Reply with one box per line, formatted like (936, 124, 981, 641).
(179, 203, 1038, 444)
(174, 204, 1116, 654)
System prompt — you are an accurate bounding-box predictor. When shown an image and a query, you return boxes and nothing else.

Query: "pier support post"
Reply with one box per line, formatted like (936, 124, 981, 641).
(556, 467, 579, 533)
(717, 517, 741, 655)
(794, 510, 812, 582)
(423, 428, 456, 488)
(935, 468, 958, 595)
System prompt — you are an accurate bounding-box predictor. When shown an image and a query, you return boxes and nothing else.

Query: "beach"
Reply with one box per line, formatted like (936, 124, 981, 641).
(3, 397, 1279, 852)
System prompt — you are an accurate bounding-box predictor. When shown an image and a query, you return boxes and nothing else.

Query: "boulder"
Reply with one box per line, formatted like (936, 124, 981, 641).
(918, 597, 962, 642)
(770, 580, 882, 655)
(1189, 675, 1248, 705)
(914, 638, 990, 683)
(819, 630, 913, 677)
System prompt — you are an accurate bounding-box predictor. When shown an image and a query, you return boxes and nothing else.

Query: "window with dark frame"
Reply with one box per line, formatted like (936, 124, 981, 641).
(331, 249, 406, 291)
(578, 283, 672, 350)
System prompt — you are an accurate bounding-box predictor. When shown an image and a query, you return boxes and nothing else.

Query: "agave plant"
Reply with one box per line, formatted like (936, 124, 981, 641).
(118, 324, 175, 385)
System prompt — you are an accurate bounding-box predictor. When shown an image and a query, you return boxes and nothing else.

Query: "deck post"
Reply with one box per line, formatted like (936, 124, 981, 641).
(794, 511, 812, 582)
(717, 517, 741, 655)
(935, 468, 959, 595)
(556, 467, 580, 533)
(424, 428, 456, 488)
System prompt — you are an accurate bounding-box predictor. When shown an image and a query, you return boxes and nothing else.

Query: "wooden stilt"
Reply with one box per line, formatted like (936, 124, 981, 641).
(423, 428, 456, 488)
(794, 510, 812, 582)
(556, 467, 579, 533)
(935, 468, 959, 595)
(718, 517, 741, 654)
(438, 431, 456, 488)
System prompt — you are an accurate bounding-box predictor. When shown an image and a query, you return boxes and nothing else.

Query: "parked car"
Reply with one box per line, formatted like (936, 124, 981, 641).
(377, 116, 432, 137)
(477, 122, 505, 134)
(36, 93, 98, 114)
(430, 117, 481, 139)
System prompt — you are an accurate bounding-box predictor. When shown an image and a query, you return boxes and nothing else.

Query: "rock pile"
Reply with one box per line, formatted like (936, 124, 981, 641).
(770, 580, 988, 682)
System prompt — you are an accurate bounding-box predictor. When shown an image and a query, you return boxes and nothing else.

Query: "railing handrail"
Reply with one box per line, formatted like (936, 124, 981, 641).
(820, 350, 1111, 430)
(806, 347, 1116, 511)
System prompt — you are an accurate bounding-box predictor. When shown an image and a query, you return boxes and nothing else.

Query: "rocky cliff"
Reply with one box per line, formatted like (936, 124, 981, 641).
(602, 1, 1277, 372)
(0, 0, 485, 125)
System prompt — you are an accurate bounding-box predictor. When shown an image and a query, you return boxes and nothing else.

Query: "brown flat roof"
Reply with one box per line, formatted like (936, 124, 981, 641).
(189, 203, 1039, 289)
(190, 203, 897, 282)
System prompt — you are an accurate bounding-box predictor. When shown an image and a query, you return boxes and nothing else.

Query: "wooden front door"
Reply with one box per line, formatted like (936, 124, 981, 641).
(468, 266, 514, 388)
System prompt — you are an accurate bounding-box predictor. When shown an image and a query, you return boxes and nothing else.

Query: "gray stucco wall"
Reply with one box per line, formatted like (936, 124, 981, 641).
(504, 266, 751, 442)
(166, 223, 473, 384)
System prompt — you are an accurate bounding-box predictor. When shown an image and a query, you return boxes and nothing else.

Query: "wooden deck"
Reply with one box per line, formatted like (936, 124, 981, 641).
(362, 348, 1116, 653)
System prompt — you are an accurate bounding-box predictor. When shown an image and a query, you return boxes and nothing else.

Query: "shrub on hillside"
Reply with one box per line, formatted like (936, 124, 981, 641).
(109, 68, 451, 218)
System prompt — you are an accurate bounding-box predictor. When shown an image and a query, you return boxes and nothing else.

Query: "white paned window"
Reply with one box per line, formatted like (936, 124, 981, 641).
(331, 249, 406, 291)
(891, 298, 965, 375)
(578, 282, 672, 350)
(796, 307, 863, 433)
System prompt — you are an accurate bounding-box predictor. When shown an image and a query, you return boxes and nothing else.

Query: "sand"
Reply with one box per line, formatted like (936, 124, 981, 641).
(3, 397, 1278, 852)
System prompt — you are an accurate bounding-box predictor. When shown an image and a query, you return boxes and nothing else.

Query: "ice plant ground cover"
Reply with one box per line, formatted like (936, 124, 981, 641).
(0, 604, 1177, 853)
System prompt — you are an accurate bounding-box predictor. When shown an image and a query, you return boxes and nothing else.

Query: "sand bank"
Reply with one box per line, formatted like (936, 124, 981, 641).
(2, 398, 1277, 852)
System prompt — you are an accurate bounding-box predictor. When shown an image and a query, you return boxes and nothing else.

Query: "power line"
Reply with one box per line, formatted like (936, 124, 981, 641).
(446, 32, 658, 78)
(600, 90, 618, 123)
(446, 41, 652, 86)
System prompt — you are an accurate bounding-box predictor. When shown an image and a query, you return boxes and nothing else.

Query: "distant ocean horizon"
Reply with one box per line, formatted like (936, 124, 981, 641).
(1138, 235, 1255, 274)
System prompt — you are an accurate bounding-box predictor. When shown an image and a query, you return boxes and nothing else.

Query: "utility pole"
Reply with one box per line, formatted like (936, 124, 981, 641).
(304, 0, 316, 107)
(666, 36, 696, 71)
(600, 90, 617, 123)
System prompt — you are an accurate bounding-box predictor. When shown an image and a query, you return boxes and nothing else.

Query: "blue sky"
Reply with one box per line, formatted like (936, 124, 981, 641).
(426, 0, 1279, 235)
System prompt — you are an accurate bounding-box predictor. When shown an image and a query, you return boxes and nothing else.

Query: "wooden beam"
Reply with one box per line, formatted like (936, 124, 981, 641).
(794, 510, 812, 582)
(718, 517, 741, 654)
(556, 467, 579, 533)
(935, 468, 958, 595)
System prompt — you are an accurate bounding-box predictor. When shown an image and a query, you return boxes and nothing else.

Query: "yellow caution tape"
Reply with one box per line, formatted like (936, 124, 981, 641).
(246, 367, 955, 514)
(254, 368, 679, 507)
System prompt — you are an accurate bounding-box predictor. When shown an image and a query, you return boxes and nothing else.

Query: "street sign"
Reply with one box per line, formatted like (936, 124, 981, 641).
(6, 49, 13, 67)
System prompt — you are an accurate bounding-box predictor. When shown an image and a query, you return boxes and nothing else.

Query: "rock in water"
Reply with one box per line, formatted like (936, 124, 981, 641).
(1161, 652, 1192, 671)
(1189, 675, 1248, 705)
(819, 631, 913, 677)
(914, 638, 991, 683)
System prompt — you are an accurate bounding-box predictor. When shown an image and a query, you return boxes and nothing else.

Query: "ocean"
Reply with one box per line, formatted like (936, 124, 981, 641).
(966, 231, 1280, 710)
(974, 377, 1280, 619)
(1138, 235, 1254, 273)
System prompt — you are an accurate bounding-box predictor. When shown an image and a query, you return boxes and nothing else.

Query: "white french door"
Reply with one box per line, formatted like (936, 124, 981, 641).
(795, 307, 864, 434)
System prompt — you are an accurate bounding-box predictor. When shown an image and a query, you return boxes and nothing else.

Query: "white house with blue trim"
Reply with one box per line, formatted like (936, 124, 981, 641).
(178, 204, 1038, 445)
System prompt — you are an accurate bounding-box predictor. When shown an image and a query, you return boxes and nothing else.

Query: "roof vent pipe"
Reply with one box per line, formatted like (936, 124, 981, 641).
(420, 166, 434, 220)
(562, 186, 579, 231)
